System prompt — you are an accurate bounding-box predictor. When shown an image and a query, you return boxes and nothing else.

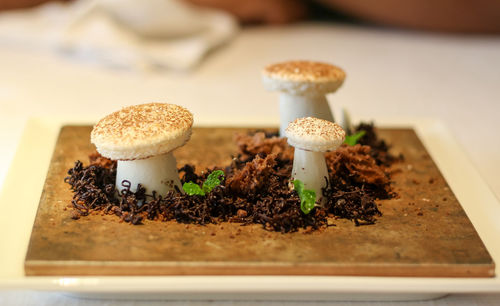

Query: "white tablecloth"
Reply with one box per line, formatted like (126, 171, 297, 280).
(0, 22, 499, 304)
(1, 291, 500, 305)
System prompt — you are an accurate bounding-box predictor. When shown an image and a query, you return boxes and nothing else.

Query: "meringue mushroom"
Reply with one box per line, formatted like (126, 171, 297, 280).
(91, 103, 193, 197)
(262, 60, 346, 136)
(285, 117, 345, 206)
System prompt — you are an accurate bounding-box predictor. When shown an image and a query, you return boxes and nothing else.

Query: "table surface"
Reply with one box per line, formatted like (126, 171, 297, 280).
(0, 22, 499, 305)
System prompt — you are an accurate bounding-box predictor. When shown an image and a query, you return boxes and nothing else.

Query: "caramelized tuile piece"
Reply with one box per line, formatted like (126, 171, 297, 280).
(326, 144, 389, 186)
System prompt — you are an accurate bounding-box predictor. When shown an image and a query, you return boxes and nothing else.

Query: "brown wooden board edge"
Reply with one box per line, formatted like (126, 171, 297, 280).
(25, 260, 495, 278)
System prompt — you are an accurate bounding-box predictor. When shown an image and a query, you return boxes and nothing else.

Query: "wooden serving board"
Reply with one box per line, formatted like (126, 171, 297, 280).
(24, 126, 495, 277)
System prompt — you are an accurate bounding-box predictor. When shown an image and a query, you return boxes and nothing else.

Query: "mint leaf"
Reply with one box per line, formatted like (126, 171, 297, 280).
(293, 180, 316, 215)
(183, 182, 205, 196)
(293, 179, 305, 195)
(300, 190, 316, 214)
(183, 170, 225, 196)
(344, 130, 366, 146)
(202, 170, 224, 194)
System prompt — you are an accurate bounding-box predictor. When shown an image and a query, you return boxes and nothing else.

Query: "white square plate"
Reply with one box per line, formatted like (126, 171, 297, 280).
(0, 117, 498, 301)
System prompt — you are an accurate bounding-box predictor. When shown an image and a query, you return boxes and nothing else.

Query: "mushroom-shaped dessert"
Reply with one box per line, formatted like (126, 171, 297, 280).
(262, 60, 346, 136)
(285, 117, 345, 206)
(91, 103, 193, 197)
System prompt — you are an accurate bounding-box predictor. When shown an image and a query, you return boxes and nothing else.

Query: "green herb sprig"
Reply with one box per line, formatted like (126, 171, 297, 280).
(292, 180, 316, 215)
(344, 130, 366, 146)
(182, 170, 225, 196)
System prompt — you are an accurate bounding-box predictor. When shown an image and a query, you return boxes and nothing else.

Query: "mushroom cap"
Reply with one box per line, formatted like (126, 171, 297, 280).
(285, 117, 345, 152)
(91, 103, 193, 160)
(262, 60, 346, 96)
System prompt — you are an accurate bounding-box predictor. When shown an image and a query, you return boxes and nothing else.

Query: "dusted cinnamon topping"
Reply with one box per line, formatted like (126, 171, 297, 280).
(92, 103, 192, 146)
(91, 103, 193, 160)
(285, 117, 345, 152)
(263, 60, 345, 82)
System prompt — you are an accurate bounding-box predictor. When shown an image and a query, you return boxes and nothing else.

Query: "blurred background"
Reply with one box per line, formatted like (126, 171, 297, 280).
(0, 0, 500, 196)
(0, 0, 499, 200)
(0, 1, 500, 304)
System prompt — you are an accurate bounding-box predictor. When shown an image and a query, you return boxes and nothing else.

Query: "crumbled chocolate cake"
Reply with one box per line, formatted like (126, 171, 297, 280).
(65, 124, 398, 232)
(234, 132, 293, 161)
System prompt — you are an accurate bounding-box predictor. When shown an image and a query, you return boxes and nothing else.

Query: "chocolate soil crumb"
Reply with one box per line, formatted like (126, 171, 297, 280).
(65, 123, 399, 232)
(355, 122, 404, 166)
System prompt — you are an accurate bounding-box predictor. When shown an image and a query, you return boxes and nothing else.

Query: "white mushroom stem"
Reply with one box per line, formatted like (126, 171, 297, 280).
(291, 148, 329, 206)
(279, 93, 334, 136)
(116, 152, 183, 197)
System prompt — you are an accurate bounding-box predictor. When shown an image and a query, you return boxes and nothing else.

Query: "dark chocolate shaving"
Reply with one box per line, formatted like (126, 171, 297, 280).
(64, 123, 398, 232)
